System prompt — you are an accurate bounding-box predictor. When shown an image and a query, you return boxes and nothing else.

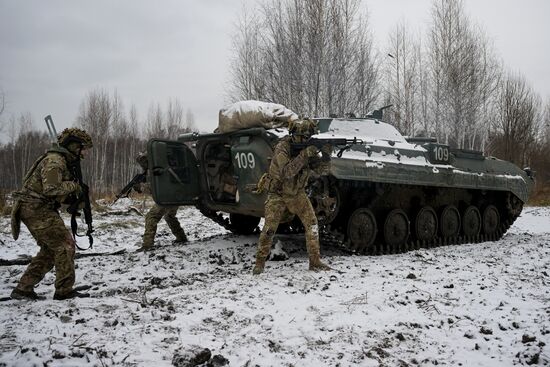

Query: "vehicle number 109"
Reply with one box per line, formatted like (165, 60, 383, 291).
(234, 152, 256, 169)
(432, 146, 449, 162)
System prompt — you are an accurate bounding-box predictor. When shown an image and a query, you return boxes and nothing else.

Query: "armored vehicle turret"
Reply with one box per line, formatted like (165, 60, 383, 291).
(147, 107, 534, 255)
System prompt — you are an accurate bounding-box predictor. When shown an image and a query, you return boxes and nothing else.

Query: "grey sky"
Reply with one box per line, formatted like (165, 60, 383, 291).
(1, 0, 549, 141)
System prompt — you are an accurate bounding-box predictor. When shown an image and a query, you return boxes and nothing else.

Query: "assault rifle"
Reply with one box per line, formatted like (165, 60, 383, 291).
(113, 172, 147, 204)
(290, 137, 364, 158)
(44, 115, 94, 250)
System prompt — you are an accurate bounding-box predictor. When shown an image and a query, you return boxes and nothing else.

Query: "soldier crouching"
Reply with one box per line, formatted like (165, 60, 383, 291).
(10, 128, 93, 300)
(253, 119, 331, 274)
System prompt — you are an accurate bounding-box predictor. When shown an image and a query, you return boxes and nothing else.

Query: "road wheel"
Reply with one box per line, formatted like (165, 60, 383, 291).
(462, 205, 481, 237)
(440, 205, 460, 238)
(482, 205, 500, 235)
(384, 209, 410, 251)
(347, 208, 377, 254)
(415, 206, 437, 241)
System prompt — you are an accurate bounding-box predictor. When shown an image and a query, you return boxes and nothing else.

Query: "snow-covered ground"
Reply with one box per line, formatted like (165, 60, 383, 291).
(0, 200, 549, 366)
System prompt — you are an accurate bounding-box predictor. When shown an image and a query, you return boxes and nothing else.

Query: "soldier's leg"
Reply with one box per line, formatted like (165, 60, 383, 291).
(15, 242, 54, 293)
(51, 231, 77, 295)
(163, 206, 187, 243)
(254, 195, 286, 274)
(16, 204, 76, 295)
(142, 203, 165, 249)
(287, 193, 330, 271)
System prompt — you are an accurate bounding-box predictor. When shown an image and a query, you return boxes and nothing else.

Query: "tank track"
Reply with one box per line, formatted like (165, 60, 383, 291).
(197, 200, 521, 256)
(319, 211, 520, 256)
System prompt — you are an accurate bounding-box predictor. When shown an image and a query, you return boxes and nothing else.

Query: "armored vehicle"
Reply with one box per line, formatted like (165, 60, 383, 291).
(147, 115, 535, 255)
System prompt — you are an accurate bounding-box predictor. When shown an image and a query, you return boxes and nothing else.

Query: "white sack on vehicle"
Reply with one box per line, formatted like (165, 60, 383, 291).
(216, 100, 299, 133)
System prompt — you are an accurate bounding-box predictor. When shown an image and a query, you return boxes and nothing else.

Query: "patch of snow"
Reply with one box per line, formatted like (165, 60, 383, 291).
(320, 118, 406, 143)
(1, 202, 549, 366)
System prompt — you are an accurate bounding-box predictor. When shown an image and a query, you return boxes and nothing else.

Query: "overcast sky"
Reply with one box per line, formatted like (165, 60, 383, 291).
(1, 0, 549, 141)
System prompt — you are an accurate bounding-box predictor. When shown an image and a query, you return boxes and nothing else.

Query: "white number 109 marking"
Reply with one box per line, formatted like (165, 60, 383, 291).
(234, 152, 256, 169)
(433, 146, 449, 162)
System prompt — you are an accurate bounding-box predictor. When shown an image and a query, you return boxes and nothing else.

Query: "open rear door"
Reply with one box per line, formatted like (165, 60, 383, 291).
(147, 139, 200, 205)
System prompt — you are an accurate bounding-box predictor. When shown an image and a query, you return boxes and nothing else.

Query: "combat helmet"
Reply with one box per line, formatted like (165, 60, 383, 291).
(136, 151, 148, 170)
(289, 118, 317, 140)
(58, 128, 93, 149)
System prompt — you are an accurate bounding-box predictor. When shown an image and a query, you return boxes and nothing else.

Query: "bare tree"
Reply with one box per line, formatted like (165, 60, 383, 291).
(145, 102, 165, 140)
(427, 0, 500, 149)
(229, 7, 266, 101)
(229, 0, 379, 117)
(0, 89, 5, 133)
(166, 98, 186, 137)
(17, 112, 34, 173)
(185, 108, 196, 132)
(490, 72, 541, 167)
(385, 22, 422, 136)
(110, 90, 125, 190)
(126, 104, 144, 183)
(543, 98, 550, 146)
(76, 88, 113, 192)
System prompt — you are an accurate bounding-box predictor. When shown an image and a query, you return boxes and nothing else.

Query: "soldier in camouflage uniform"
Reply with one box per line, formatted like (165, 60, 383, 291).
(10, 128, 93, 300)
(135, 152, 188, 251)
(253, 119, 332, 274)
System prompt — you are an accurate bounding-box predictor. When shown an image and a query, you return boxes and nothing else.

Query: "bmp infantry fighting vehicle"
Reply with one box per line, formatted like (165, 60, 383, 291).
(147, 101, 535, 255)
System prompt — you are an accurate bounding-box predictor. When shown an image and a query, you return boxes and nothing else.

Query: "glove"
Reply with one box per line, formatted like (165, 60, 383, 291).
(321, 144, 332, 162)
(303, 145, 319, 158)
(321, 144, 333, 155)
(72, 182, 83, 196)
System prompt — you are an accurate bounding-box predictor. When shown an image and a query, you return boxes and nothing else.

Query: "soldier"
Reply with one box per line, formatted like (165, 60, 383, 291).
(135, 152, 188, 251)
(10, 128, 93, 300)
(253, 119, 332, 274)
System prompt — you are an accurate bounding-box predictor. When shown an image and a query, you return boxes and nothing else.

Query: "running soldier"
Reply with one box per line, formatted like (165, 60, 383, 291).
(10, 128, 93, 300)
(253, 119, 332, 274)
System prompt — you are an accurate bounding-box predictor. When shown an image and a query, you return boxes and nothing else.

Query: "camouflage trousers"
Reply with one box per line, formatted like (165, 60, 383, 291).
(142, 204, 187, 248)
(256, 192, 320, 261)
(15, 202, 76, 295)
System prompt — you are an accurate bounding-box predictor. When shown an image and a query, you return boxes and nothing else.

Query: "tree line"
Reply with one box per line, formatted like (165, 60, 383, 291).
(1, 0, 548, 200)
(0, 89, 196, 196)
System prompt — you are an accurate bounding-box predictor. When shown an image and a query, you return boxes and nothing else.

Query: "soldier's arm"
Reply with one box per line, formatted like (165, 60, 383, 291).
(282, 146, 317, 179)
(308, 143, 331, 176)
(41, 157, 80, 197)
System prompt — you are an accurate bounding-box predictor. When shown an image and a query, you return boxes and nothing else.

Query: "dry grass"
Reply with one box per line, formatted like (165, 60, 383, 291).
(529, 184, 550, 206)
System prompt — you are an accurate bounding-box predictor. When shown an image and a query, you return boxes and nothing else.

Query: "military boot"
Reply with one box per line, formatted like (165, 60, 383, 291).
(308, 253, 331, 271)
(173, 233, 188, 245)
(252, 257, 266, 275)
(10, 288, 44, 300)
(138, 236, 154, 252)
(53, 289, 91, 300)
